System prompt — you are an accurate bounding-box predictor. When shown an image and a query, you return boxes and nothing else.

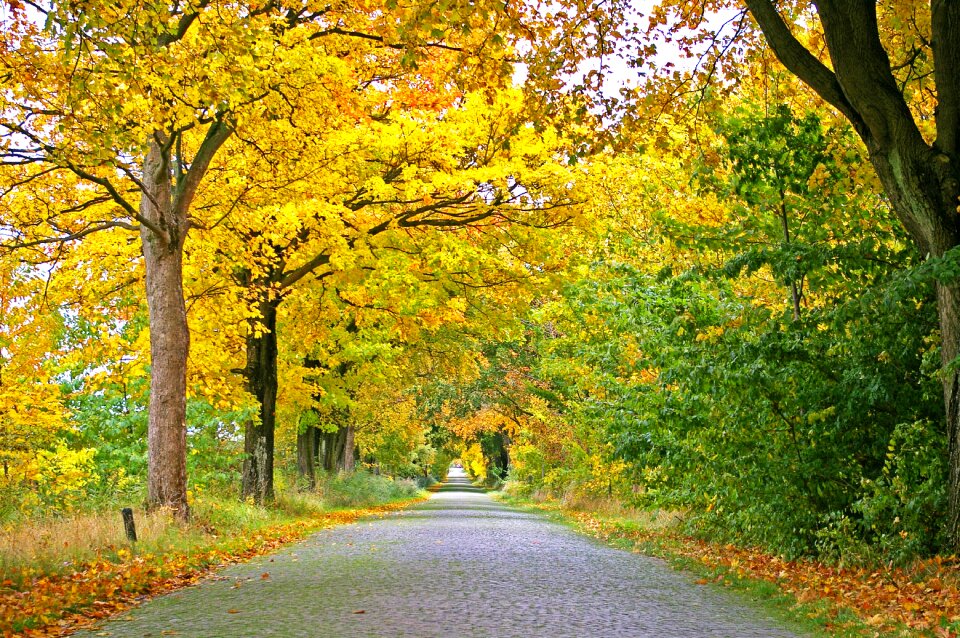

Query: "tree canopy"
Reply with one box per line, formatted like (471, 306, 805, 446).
(3, 0, 960, 563)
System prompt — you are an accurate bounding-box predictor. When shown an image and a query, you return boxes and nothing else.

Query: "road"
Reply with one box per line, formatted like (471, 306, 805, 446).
(73, 469, 802, 637)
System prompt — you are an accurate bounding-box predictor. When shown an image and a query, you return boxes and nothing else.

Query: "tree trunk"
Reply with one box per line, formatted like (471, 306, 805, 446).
(778, 200, 801, 321)
(498, 432, 510, 475)
(342, 424, 356, 472)
(320, 425, 348, 473)
(745, 0, 960, 549)
(331, 427, 346, 471)
(241, 296, 279, 503)
(938, 282, 960, 548)
(864, 129, 960, 551)
(297, 425, 317, 490)
(320, 429, 334, 473)
(298, 359, 327, 488)
(140, 140, 190, 521)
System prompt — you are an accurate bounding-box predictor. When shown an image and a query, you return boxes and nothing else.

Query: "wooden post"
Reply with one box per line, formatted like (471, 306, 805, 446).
(121, 507, 138, 542)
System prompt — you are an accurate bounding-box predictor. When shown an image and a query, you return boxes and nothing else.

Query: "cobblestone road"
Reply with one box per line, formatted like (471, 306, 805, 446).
(74, 469, 803, 637)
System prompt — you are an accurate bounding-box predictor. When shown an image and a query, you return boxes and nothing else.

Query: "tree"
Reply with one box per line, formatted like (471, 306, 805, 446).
(0, 0, 527, 517)
(1, 1, 319, 518)
(712, 104, 834, 321)
(186, 89, 582, 502)
(582, 0, 960, 548)
(736, 0, 960, 550)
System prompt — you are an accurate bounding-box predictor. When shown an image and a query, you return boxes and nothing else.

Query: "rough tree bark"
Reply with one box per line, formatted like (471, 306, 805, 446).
(320, 424, 351, 473)
(313, 428, 322, 466)
(140, 140, 190, 520)
(320, 429, 336, 472)
(328, 428, 346, 472)
(140, 119, 230, 519)
(295, 358, 326, 488)
(241, 295, 280, 503)
(342, 424, 356, 472)
(742, 0, 960, 546)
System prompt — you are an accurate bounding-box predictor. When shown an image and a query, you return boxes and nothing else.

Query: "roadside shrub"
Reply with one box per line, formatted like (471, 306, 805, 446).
(319, 471, 420, 508)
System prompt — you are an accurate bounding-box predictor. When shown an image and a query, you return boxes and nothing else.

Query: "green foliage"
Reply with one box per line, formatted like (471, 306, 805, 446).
(520, 253, 942, 559)
(457, 107, 948, 562)
(185, 399, 251, 492)
(318, 471, 421, 508)
(62, 377, 149, 505)
(0, 371, 250, 522)
(817, 419, 947, 564)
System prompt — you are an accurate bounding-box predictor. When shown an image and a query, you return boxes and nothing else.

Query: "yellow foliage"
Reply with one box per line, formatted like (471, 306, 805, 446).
(19, 446, 99, 511)
(582, 454, 628, 497)
(461, 443, 487, 482)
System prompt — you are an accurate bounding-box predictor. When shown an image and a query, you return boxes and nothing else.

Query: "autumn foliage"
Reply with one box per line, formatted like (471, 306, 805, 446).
(2, 0, 960, 635)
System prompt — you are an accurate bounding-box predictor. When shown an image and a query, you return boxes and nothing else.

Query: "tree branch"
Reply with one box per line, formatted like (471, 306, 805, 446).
(280, 252, 332, 289)
(1, 220, 140, 251)
(743, 0, 864, 133)
(813, 1, 928, 153)
(933, 0, 960, 156)
(310, 26, 462, 52)
(157, 0, 212, 47)
(62, 158, 163, 223)
(174, 117, 234, 220)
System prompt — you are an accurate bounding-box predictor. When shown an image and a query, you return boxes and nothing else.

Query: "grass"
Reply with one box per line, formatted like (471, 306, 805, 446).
(0, 471, 422, 585)
(319, 470, 421, 508)
(0, 506, 182, 580)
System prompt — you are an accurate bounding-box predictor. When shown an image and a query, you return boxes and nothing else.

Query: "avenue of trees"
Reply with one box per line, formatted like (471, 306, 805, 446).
(2, 1, 960, 560)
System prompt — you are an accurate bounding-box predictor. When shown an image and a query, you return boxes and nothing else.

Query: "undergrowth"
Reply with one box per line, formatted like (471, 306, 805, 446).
(0, 470, 421, 584)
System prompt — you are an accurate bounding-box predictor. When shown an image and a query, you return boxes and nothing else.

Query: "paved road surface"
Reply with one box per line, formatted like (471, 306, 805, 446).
(73, 469, 802, 637)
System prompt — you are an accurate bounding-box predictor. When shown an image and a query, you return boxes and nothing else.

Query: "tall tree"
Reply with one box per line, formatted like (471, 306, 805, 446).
(578, 0, 960, 549)
(189, 90, 582, 502)
(737, 0, 960, 550)
(0, 0, 528, 516)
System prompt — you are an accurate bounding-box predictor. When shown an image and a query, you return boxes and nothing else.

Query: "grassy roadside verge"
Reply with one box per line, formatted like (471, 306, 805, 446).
(494, 493, 960, 638)
(1, 481, 425, 637)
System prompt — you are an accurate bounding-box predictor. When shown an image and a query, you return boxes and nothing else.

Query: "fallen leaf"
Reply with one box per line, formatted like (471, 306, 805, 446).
(0, 498, 426, 636)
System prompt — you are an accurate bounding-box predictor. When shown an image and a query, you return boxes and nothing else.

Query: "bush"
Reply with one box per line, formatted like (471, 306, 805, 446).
(855, 420, 946, 560)
(318, 471, 421, 508)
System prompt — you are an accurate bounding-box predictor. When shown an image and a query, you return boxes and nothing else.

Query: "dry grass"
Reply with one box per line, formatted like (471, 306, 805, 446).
(510, 485, 685, 533)
(0, 473, 425, 583)
(0, 507, 181, 578)
(562, 494, 685, 531)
